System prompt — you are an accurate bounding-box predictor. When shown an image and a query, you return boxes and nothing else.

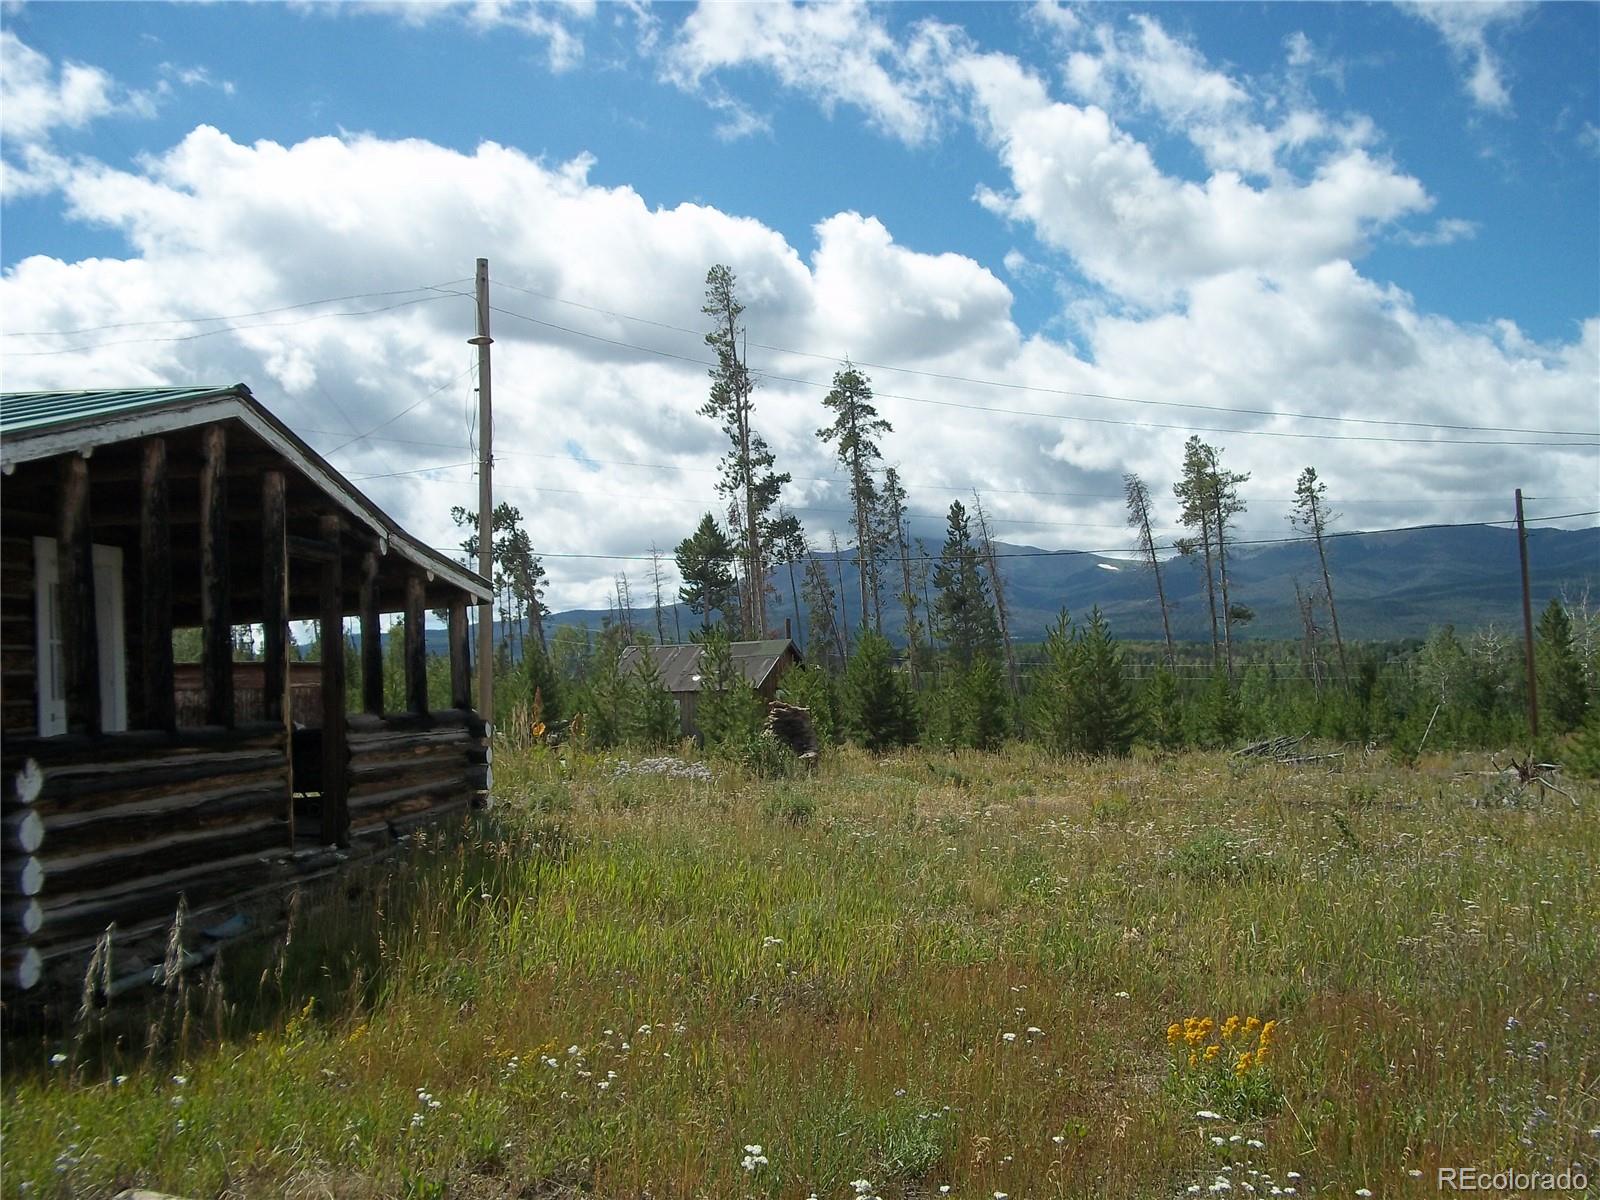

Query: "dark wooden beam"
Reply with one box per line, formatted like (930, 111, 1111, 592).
(287, 534, 339, 563)
(404, 571, 428, 715)
(318, 514, 348, 846)
(58, 454, 100, 735)
(359, 550, 383, 715)
(198, 424, 231, 727)
(448, 597, 471, 711)
(139, 439, 174, 732)
(261, 470, 289, 726)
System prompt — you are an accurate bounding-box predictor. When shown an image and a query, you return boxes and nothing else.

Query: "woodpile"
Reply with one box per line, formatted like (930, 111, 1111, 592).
(766, 701, 818, 765)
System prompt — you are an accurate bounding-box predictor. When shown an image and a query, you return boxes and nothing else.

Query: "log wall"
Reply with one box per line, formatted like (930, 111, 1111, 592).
(344, 708, 488, 844)
(1, 724, 290, 973)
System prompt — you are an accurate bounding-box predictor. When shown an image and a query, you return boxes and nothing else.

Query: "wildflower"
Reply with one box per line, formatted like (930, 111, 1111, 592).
(171, 1075, 187, 1085)
(1196, 1110, 1223, 1120)
(1356, 1190, 1372, 1198)
(113, 1075, 128, 1086)
(1244, 1017, 1261, 1035)
(1168, 1022, 1184, 1045)
(1247, 1139, 1264, 1149)
(1027, 1026, 1043, 1035)
(1222, 1015, 1241, 1040)
(1409, 1170, 1423, 1178)
(1236, 1052, 1253, 1074)
(740, 1144, 768, 1171)
(995, 1193, 1008, 1199)
(49, 1054, 66, 1066)
(1002, 1032, 1017, 1043)
(1115, 990, 1130, 999)
(1204, 1044, 1221, 1062)
(1190, 1052, 1199, 1068)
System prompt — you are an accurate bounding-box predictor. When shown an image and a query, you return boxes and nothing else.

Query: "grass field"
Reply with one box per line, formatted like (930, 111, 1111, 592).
(3, 744, 1598, 1198)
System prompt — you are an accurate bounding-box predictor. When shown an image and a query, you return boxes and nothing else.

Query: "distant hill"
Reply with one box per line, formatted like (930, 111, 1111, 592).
(434, 524, 1598, 654)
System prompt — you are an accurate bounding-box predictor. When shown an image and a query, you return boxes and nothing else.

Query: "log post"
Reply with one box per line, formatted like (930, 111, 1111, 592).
(360, 550, 383, 715)
(262, 470, 292, 843)
(59, 453, 101, 735)
(448, 597, 471, 711)
(318, 515, 348, 846)
(140, 438, 175, 731)
(404, 571, 428, 715)
(199, 425, 232, 727)
(261, 471, 289, 725)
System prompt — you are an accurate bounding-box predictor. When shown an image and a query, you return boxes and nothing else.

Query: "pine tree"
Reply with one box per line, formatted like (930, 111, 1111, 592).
(701, 265, 789, 637)
(626, 651, 681, 748)
(1536, 599, 1589, 733)
(933, 501, 1001, 670)
(880, 467, 924, 688)
(802, 549, 846, 670)
(521, 642, 566, 724)
(1174, 438, 1221, 667)
(1123, 472, 1175, 667)
(1027, 611, 1081, 755)
(583, 633, 629, 749)
(818, 362, 890, 634)
(778, 663, 843, 746)
(1142, 667, 1185, 749)
(1071, 607, 1140, 756)
(843, 631, 916, 751)
(961, 658, 1010, 750)
(1289, 466, 1347, 683)
(675, 512, 737, 631)
(695, 626, 765, 751)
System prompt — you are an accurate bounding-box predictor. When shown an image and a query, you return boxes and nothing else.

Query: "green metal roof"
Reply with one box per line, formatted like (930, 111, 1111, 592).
(0, 385, 249, 438)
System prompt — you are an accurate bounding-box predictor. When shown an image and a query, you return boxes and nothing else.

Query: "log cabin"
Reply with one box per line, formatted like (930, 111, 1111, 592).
(0, 384, 493, 996)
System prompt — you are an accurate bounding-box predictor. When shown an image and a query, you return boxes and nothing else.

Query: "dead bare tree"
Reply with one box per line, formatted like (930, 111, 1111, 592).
(1124, 472, 1175, 667)
(971, 492, 1019, 700)
(1290, 466, 1348, 685)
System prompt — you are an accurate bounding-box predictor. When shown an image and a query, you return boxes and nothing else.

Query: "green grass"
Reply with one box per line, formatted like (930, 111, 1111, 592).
(4, 744, 1598, 1198)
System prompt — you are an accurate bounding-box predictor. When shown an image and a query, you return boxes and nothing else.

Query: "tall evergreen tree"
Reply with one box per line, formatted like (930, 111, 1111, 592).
(1536, 599, 1589, 733)
(695, 626, 765, 750)
(675, 513, 737, 631)
(818, 362, 891, 634)
(880, 467, 924, 688)
(1173, 437, 1221, 668)
(1027, 611, 1082, 755)
(1289, 466, 1347, 683)
(802, 548, 846, 670)
(843, 631, 917, 751)
(1203, 444, 1249, 678)
(626, 651, 681, 748)
(932, 501, 1000, 670)
(1123, 472, 1175, 667)
(701, 265, 789, 637)
(1072, 607, 1140, 756)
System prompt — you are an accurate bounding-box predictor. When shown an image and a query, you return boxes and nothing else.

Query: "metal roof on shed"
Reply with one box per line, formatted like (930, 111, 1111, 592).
(619, 640, 800, 693)
(0, 386, 246, 437)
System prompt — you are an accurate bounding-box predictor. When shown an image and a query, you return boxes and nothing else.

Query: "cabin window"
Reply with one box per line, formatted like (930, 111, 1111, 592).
(32, 537, 128, 735)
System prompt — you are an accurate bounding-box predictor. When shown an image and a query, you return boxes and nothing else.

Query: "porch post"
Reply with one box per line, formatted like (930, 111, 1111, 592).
(261, 470, 289, 726)
(58, 454, 100, 735)
(448, 597, 471, 710)
(140, 439, 175, 731)
(318, 515, 348, 846)
(359, 549, 383, 715)
(199, 424, 232, 726)
(404, 571, 428, 715)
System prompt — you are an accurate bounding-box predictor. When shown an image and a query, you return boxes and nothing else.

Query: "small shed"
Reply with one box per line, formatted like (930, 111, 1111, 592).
(618, 638, 802, 738)
(1, 384, 493, 995)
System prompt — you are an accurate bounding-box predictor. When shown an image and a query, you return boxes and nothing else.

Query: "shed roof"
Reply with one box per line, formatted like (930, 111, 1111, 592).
(619, 639, 801, 693)
(0, 384, 490, 602)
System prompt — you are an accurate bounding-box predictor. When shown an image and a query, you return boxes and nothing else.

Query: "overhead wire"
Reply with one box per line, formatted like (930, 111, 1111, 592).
(489, 276, 1598, 439)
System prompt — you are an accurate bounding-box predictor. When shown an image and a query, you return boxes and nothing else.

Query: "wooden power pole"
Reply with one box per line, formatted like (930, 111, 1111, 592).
(471, 258, 494, 729)
(1515, 488, 1538, 740)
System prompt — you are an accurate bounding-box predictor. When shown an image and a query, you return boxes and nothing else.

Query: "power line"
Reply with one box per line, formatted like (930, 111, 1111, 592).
(482, 301, 1598, 449)
(424, 509, 1600, 565)
(321, 362, 477, 456)
(491, 277, 1598, 440)
(1, 292, 464, 357)
(310, 427, 1591, 509)
(1, 280, 473, 337)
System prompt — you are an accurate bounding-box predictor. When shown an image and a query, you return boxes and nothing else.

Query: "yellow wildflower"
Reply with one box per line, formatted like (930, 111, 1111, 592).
(1236, 1051, 1253, 1074)
(1255, 1042, 1270, 1063)
(1204, 1044, 1221, 1062)
(1221, 1015, 1241, 1041)
(1244, 1016, 1262, 1035)
(1167, 1022, 1183, 1045)
(1259, 1019, 1278, 1045)
(1189, 1052, 1199, 1068)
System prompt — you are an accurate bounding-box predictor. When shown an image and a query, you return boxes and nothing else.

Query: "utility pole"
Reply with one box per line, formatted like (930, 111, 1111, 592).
(1515, 488, 1538, 741)
(470, 258, 494, 730)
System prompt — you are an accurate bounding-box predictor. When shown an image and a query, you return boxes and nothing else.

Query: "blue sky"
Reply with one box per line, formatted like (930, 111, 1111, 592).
(2, 2, 1596, 608)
